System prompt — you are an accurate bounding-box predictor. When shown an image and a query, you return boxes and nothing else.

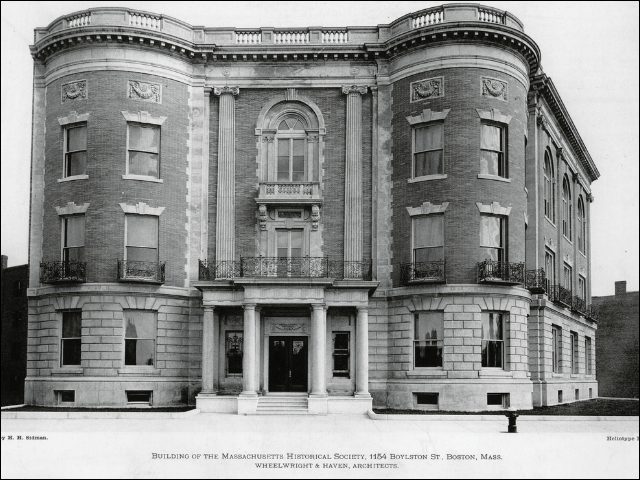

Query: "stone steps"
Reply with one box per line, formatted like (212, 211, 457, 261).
(253, 395, 310, 415)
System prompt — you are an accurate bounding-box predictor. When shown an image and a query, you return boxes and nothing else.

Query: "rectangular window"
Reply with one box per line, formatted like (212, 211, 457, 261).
(62, 215, 85, 263)
(552, 325, 561, 373)
(124, 311, 156, 366)
(414, 312, 444, 368)
(558, 390, 563, 403)
(277, 138, 305, 182)
(480, 215, 505, 262)
(563, 264, 572, 291)
(415, 393, 439, 410)
(578, 276, 586, 300)
(545, 250, 555, 291)
(64, 124, 87, 177)
(276, 229, 303, 258)
(127, 123, 160, 178)
(585, 337, 592, 375)
(225, 331, 243, 376)
(57, 390, 75, 404)
(480, 123, 506, 177)
(412, 216, 444, 263)
(126, 390, 152, 404)
(413, 123, 443, 177)
(570, 331, 578, 374)
(332, 332, 350, 377)
(487, 393, 509, 407)
(61, 311, 82, 366)
(126, 215, 158, 263)
(482, 312, 504, 368)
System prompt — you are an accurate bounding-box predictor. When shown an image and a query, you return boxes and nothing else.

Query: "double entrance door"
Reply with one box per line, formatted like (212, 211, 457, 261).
(268, 336, 308, 392)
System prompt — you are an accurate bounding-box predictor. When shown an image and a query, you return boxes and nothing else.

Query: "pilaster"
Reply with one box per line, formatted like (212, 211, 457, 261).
(355, 306, 371, 397)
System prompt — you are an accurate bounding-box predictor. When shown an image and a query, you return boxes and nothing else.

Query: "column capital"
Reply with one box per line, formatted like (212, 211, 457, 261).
(342, 85, 368, 96)
(357, 306, 369, 314)
(213, 86, 239, 96)
(311, 303, 327, 312)
(243, 303, 257, 310)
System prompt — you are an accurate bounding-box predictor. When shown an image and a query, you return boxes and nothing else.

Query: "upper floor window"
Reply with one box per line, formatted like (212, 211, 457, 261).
(545, 249, 556, 291)
(480, 215, 506, 262)
(563, 263, 573, 292)
(414, 312, 444, 368)
(578, 275, 586, 301)
(480, 123, 506, 177)
(543, 150, 555, 222)
(413, 123, 444, 178)
(62, 215, 85, 263)
(412, 215, 444, 263)
(481, 312, 504, 368)
(64, 124, 87, 177)
(277, 117, 306, 182)
(562, 176, 572, 240)
(125, 215, 158, 263)
(577, 196, 586, 253)
(127, 123, 160, 178)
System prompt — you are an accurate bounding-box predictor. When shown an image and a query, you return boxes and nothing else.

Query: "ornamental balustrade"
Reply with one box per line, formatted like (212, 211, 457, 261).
(259, 182, 320, 198)
(40, 261, 86, 283)
(399, 261, 446, 285)
(117, 260, 165, 283)
(477, 260, 525, 284)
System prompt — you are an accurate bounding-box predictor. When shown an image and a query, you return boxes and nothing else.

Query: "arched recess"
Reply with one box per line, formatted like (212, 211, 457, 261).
(255, 91, 326, 184)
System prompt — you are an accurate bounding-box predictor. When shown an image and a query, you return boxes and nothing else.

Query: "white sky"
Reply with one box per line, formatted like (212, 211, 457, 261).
(1, 1, 638, 296)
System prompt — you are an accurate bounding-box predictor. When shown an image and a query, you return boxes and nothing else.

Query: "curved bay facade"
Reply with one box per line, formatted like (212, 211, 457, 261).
(27, 5, 599, 413)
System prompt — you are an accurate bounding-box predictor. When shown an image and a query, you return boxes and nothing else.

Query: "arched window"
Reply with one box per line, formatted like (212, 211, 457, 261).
(276, 114, 308, 182)
(562, 176, 572, 240)
(578, 196, 586, 253)
(543, 150, 555, 222)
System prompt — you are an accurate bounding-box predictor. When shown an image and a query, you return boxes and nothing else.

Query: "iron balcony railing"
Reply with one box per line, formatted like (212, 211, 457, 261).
(549, 284, 573, 307)
(525, 268, 546, 293)
(117, 260, 165, 283)
(477, 260, 525, 284)
(586, 304, 600, 322)
(572, 296, 588, 315)
(40, 261, 86, 283)
(198, 258, 372, 281)
(399, 261, 446, 285)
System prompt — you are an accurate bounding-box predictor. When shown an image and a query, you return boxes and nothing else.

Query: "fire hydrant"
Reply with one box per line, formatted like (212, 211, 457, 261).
(505, 411, 519, 433)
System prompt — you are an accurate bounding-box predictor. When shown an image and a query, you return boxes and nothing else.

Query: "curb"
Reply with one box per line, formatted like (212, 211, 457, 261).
(1, 408, 201, 420)
(367, 410, 640, 421)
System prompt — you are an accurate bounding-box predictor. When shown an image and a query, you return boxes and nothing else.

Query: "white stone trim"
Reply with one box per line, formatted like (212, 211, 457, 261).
(121, 111, 167, 125)
(119, 202, 165, 216)
(481, 76, 508, 101)
(475, 108, 512, 124)
(57, 174, 89, 183)
(406, 202, 449, 216)
(477, 173, 512, 183)
(121, 174, 164, 183)
(406, 108, 450, 125)
(255, 93, 326, 135)
(58, 111, 90, 126)
(407, 174, 448, 183)
(476, 201, 511, 215)
(55, 202, 90, 215)
(410, 76, 444, 103)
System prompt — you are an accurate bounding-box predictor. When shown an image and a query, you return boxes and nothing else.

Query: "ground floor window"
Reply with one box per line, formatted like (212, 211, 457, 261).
(124, 311, 156, 366)
(332, 332, 350, 377)
(226, 331, 243, 376)
(414, 312, 443, 368)
(481, 312, 504, 368)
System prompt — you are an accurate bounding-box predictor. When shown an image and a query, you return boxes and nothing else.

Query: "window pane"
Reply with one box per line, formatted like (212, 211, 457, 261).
(62, 339, 81, 365)
(125, 312, 155, 338)
(228, 354, 243, 374)
(67, 151, 87, 176)
(414, 152, 427, 177)
(277, 139, 289, 180)
(126, 247, 158, 263)
(414, 343, 442, 368)
(481, 125, 501, 150)
(127, 216, 158, 248)
(64, 246, 85, 262)
(277, 230, 288, 250)
(482, 341, 503, 368)
(415, 124, 442, 151)
(415, 247, 444, 263)
(480, 151, 499, 175)
(334, 333, 349, 350)
(480, 247, 500, 262)
(413, 216, 443, 248)
(415, 312, 443, 341)
(480, 216, 501, 248)
(125, 339, 155, 366)
(425, 150, 443, 175)
(482, 313, 503, 340)
(291, 230, 303, 250)
(129, 151, 158, 177)
(129, 125, 159, 152)
(65, 216, 85, 247)
(63, 312, 82, 337)
(67, 126, 87, 151)
(334, 355, 349, 371)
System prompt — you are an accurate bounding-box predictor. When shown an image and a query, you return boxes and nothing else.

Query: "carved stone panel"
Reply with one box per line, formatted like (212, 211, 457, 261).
(265, 317, 310, 335)
(61, 80, 87, 103)
(410, 77, 443, 102)
(482, 77, 507, 101)
(128, 80, 162, 104)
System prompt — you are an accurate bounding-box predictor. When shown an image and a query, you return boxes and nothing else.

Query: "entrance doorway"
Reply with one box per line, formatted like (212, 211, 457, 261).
(268, 336, 308, 392)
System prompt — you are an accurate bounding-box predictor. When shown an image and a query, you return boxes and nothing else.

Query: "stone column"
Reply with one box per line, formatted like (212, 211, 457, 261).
(311, 304, 327, 396)
(214, 86, 239, 263)
(241, 303, 257, 396)
(201, 306, 219, 394)
(255, 307, 261, 393)
(355, 306, 370, 397)
(342, 85, 368, 264)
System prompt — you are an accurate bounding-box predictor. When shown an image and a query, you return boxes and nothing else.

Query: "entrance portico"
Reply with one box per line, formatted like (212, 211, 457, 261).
(195, 280, 374, 414)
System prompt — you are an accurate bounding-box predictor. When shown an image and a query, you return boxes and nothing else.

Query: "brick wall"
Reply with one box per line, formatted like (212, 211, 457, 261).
(391, 68, 527, 285)
(43, 72, 190, 287)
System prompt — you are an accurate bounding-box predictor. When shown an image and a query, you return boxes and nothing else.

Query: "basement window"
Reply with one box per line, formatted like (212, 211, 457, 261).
(487, 393, 509, 408)
(415, 393, 439, 410)
(57, 390, 75, 405)
(126, 390, 152, 405)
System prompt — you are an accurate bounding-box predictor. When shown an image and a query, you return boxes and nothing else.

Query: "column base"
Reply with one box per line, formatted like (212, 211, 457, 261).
(354, 392, 372, 399)
(237, 393, 259, 415)
(307, 396, 328, 415)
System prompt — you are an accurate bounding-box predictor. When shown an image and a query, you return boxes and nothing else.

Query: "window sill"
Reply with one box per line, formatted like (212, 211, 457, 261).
(51, 367, 83, 376)
(579, 251, 587, 259)
(122, 174, 163, 183)
(479, 369, 511, 377)
(117, 367, 161, 376)
(545, 217, 556, 228)
(570, 374, 580, 378)
(408, 174, 447, 183)
(552, 373, 564, 378)
(407, 369, 447, 378)
(477, 174, 511, 183)
(57, 175, 89, 183)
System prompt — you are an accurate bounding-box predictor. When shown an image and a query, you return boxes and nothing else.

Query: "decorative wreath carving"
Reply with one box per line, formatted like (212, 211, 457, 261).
(62, 81, 87, 103)
(129, 81, 161, 103)
(482, 78, 507, 100)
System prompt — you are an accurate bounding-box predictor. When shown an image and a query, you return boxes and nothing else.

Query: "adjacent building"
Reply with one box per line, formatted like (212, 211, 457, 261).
(1, 256, 29, 406)
(593, 281, 639, 399)
(25, 4, 599, 413)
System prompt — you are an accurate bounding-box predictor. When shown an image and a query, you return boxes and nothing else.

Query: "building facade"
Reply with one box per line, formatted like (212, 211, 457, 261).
(1, 256, 29, 406)
(26, 4, 599, 413)
(593, 282, 639, 399)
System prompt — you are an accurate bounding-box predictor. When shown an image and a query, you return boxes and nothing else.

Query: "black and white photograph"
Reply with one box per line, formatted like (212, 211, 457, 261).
(1, 1, 638, 478)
